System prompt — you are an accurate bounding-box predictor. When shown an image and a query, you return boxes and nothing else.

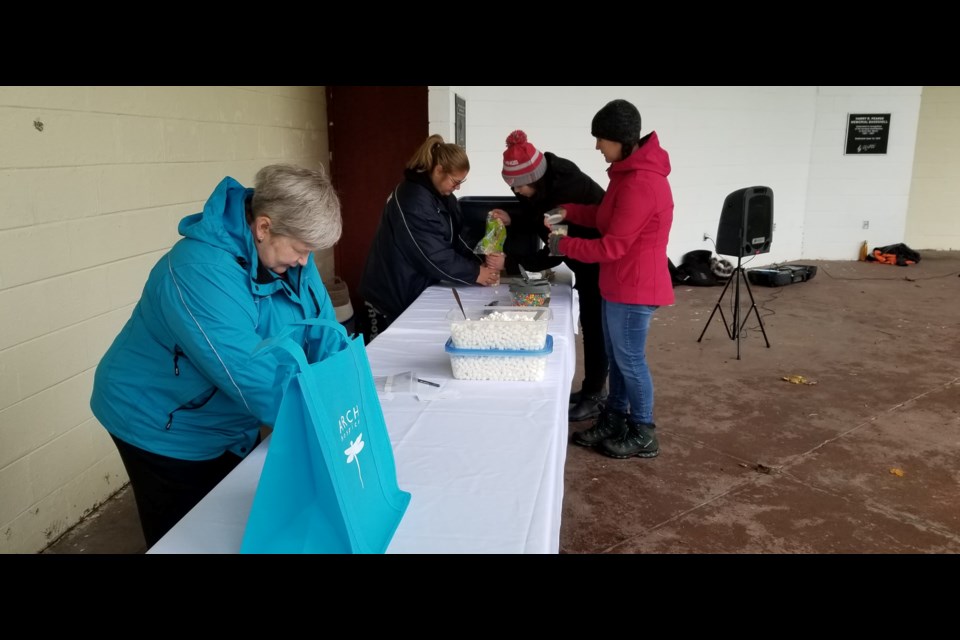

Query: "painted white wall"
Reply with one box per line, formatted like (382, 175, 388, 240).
(0, 86, 331, 553)
(906, 86, 960, 250)
(428, 86, 456, 142)
(804, 86, 922, 260)
(430, 86, 924, 265)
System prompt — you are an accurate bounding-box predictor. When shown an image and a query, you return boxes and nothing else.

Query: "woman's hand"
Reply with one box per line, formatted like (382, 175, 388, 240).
(548, 233, 565, 257)
(485, 252, 505, 272)
(476, 265, 500, 286)
(489, 209, 512, 226)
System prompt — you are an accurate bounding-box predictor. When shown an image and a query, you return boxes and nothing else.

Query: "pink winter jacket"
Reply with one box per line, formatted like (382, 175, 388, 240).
(559, 131, 674, 306)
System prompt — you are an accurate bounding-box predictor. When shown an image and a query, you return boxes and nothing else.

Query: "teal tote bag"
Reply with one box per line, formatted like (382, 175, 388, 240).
(241, 320, 411, 553)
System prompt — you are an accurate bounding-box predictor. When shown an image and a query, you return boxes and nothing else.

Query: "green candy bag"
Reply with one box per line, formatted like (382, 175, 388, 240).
(475, 213, 507, 255)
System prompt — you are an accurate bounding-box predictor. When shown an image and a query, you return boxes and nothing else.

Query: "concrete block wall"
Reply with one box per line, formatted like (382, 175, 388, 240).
(803, 86, 922, 260)
(906, 86, 960, 250)
(431, 86, 924, 265)
(0, 86, 331, 553)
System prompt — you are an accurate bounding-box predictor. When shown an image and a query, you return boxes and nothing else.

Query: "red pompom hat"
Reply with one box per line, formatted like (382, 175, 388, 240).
(501, 130, 546, 187)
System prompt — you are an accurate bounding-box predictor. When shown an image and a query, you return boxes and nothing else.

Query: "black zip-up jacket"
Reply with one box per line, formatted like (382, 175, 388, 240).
(508, 152, 605, 272)
(360, 169, 481, 319)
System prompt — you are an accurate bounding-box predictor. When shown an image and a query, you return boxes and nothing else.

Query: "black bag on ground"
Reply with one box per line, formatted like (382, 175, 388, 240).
(866, 243, 921, 266)
(668, 258, 684, 285)
(671, 250, 733, 286)
(747, 264, 818, 287)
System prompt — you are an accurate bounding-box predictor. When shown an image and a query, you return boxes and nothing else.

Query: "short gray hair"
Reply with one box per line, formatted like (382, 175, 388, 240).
(251, 164, 342, 250)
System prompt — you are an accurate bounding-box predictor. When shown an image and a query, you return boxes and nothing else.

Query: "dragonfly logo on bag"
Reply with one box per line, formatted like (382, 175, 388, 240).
(338, 405, 360, 441)
(344, 434, 365, 488)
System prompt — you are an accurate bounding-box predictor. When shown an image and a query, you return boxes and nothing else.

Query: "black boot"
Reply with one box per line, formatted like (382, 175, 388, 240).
(572, 408, 627, 448)
(569, 391, 606, 422)
(599, 420, 659, 459)
(570, 388, 607, 404)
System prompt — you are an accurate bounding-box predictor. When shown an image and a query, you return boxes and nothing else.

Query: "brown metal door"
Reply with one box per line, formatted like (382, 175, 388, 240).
(326, 86, 428, 313)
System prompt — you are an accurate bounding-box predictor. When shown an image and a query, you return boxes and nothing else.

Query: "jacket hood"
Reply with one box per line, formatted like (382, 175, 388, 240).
(403, 168, 460, 213)
(609, 131, 671, 178)
(178, 177, 256, 268)
(404, 168, 445, 200)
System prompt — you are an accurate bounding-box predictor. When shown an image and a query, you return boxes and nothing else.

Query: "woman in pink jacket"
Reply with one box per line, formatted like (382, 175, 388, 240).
(548, 99, 674, 459)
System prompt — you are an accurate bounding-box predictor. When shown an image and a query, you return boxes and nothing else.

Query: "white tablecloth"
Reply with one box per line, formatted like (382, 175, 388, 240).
(149, 273, 576, 554)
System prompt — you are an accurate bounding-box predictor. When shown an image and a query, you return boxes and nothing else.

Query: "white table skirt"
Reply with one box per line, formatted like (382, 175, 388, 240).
(149, 271, 576, 554)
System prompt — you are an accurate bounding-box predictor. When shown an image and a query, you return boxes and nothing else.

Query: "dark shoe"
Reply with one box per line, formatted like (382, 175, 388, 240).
(600, 421, 659, 459)
(569, 393, 605, 422)
(572, 409, 627, 448)
(569, 388, 607, 405)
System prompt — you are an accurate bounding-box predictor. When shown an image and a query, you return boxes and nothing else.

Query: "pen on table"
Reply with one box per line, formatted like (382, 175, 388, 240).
(417, 378, 441, 388)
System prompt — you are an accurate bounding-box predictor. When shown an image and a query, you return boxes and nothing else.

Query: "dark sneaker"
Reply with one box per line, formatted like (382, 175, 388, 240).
(599, 421, 659, 459)
(569, 389, 607, 406)
(572, 409, 627, 448)
(569, 393, 605, 422)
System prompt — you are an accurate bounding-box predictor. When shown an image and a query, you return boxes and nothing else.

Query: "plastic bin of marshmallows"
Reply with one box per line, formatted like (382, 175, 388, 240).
(445, 307, 553, 381)
(445, 336, 554, 381)
(447, 307, 552, 350)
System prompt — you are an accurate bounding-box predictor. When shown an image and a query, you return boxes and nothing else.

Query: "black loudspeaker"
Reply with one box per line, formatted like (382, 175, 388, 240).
(715, 186, 773, 258)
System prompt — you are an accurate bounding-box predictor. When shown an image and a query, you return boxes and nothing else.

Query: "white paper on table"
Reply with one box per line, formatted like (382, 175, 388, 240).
(416, 388, 461, 402)
(375, 370, 419, 400)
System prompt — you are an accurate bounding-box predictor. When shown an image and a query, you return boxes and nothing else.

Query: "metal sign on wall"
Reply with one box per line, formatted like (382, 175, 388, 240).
(845, 113, 891, 155)
(455, 95, 466, 148)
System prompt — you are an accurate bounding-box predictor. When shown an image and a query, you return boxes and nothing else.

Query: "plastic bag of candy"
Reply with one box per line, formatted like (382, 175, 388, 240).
(474, 212, 507, 255)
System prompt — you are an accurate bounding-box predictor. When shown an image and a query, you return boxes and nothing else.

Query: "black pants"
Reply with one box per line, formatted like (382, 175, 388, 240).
(569, 259, 608, 395)
(358, 301, 393, 345)
(110, 435, 251, 548)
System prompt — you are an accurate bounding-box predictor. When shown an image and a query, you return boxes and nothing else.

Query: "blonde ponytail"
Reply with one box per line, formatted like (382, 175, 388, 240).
(406, 134, 470, 174)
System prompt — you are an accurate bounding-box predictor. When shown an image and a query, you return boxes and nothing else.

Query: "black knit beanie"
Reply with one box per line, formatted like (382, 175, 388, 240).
(591, 99, 642, 146)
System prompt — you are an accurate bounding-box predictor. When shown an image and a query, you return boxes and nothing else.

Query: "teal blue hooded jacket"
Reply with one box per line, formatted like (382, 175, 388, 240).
(91, 176, 339, 461)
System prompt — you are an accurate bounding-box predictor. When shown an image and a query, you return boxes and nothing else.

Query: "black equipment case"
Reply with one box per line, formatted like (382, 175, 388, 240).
(746, 264, 818, 287)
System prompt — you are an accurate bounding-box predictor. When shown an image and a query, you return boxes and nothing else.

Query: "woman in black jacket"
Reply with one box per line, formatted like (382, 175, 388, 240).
(359, 134, 501, 343)
(492, 130, 609, 421)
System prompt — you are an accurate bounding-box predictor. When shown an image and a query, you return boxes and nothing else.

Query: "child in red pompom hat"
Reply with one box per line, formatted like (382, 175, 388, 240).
(492, 130, 610, 423)
(501, 130, 547, 187)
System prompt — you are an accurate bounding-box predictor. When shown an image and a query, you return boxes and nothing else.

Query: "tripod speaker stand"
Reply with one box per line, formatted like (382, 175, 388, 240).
(697, 254, 770, 359)
(698, 185, 775, 359)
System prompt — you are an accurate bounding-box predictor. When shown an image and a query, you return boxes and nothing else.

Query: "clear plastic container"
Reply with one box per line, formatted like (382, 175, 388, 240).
(447, 307, 552, 351)
(509, 280, 551, 307)
(445, 336, 554, 381)
(544, 211, 565, 226)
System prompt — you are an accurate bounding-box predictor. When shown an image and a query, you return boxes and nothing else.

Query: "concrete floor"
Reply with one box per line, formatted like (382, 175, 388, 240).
(43, 251, 960, 554)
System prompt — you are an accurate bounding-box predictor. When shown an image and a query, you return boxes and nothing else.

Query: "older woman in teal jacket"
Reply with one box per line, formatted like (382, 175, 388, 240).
(90, 164, 342, 546)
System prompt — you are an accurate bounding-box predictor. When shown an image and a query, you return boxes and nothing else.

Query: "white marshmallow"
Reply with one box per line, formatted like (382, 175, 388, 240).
(450, 311, 547, 350)
(449, 354, 548, 381)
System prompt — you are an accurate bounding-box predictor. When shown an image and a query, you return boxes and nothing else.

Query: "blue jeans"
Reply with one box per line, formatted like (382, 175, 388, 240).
(601, 300, 658, 424)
